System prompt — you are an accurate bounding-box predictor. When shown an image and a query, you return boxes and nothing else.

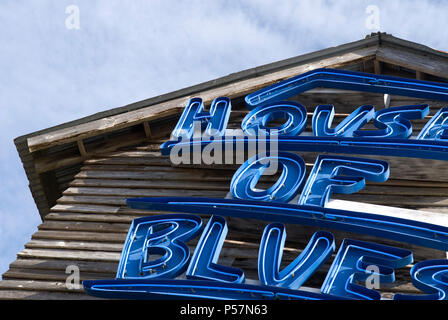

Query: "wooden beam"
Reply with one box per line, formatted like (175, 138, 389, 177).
(416, 70, 426, 80)
(373, 59, 382, 74)
(28, 107, 181, 153)
(27, 46, 377, 153)
(76, 140, 87, 157)
(34, 131, 149, 174)
(376, 45, 448, 79)
(143, 121, 152, 139)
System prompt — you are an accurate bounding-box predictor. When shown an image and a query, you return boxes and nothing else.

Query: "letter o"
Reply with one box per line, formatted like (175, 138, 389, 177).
(230, 152, 306, 203)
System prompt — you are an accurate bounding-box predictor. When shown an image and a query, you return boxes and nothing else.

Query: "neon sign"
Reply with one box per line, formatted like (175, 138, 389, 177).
(83, 68, 448, 300)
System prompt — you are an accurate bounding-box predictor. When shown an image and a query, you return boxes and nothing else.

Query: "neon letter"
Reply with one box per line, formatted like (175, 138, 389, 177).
(298, 155, 389, 207)
(313, 104, 374, 137)
(230, 152, 306, 203)
(394, 259, 448, 300)
(242, 101, 307, 136)
(321, 239, 413, 300)
(354, 104, 429, 138)
(116, 214, 203, 279)
(171, 97, 231, 140)
(258, 223, 334, 289)
(186, 215, 244, 283)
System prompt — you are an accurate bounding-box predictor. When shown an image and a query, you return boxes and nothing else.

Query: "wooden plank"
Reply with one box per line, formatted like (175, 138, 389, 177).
(51, 204, 120, 214)
(2, 268, 113, 282)
(62, 186, 227, 198)
(77, 140, 87, 157)
(143, 121, 152, 138)
(371, 179, 448, 188)
(45, 212, 137, 223)
(416, 70, 426, 80)
(80, 164, 188, 172)
(17, 248, 121, 262)
(81, 162, 238, 175)
(95, 150, 167, 158)
(84, 156, 171, 166)
(0, 289, 96, 300)
(69, 178, 230, 191)
(360, 185, 448, 196)
(34, 131, 150, 174)
(25, 239, 123, 252)
(37, 220, 130, 233)
(28, 106, 181, 153)
(27, 46, 377, 153)
(0, 279, 85, 293)
(50, 203, 166, 216)
(374, 59, 382, 74)
(73, 170, 233, 182)
(9, 259, 118, 274)
(31, 230, 126, 243)
(80, 149, 448, 184)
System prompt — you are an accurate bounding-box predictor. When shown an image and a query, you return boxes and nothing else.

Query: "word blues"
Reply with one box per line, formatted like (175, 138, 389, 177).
(84, 213, 448, 300)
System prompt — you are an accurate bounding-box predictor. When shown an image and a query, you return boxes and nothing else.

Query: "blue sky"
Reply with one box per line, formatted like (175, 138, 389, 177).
(0, 0, 447, 277)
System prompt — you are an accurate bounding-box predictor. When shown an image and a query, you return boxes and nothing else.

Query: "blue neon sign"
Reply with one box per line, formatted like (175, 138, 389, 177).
(84, 68, 448, 300)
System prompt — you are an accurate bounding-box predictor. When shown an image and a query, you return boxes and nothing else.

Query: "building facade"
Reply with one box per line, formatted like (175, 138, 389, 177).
(2, 33, 448, 299)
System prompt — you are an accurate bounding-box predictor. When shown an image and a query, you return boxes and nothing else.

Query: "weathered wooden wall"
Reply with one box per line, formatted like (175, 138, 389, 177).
(2, 94, 448, 299)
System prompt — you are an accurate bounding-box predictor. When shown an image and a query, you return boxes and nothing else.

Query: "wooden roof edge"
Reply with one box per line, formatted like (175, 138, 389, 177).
(377, 32, 448, 59)
(13, 32, 448, 220)
(14, 32, 448, 149)
(25, 42, 378, 153)
(13, 34, 381, 149)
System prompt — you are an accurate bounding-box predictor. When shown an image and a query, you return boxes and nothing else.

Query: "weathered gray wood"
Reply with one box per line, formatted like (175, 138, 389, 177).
(31, 230, 126, 243)
(25, 240, 124, 252)
(0, 279, 85, 293)
(377, 45, 448, 78)
(62, 186, 227, 198)
(74, 170, 233, 182)
(50, 203, 166, 216)
(28, 106, 182, 153)
(34, 131, 152, 174)
(17, 249, 121, 262)
(69, 178, 231, 190)
(3, 268, 113, 282)
(37, 220, 130, 233)
(0, 289, 98, 300)
(45, 212, 137, 223)
(77, 140, 87, 157)
(10, 259, 118, 274)
(51, 204, 121, 214)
